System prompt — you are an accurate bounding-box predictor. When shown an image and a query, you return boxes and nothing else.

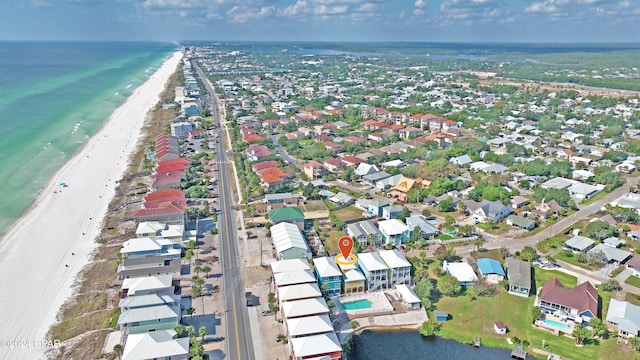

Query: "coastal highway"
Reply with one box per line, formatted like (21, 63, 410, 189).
(196, 63, 255, 360)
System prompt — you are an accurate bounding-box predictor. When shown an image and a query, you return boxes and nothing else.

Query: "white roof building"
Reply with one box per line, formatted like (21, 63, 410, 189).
(278, 283, 322, 302)
(121, 274, 173, 296)
(282, 297, 330, 319)
(312, 257, 343, 278)
(395, 284, 421, 308)
(270, 258, 311, 274)
(271, 222, 312, 260)
(290, 332, 342, 359)
(442, 261, 478, 285)
(122, 330, 189, 360)
(285, 314, 334, 338)
(379, 249, 411, 269)
(274, 269, 316, 287)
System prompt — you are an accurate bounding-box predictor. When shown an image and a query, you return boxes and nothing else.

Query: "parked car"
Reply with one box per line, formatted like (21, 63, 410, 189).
(261, 310, 273, 316)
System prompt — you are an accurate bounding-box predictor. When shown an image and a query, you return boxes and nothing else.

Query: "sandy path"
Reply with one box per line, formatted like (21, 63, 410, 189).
(0, 50, 182, 360)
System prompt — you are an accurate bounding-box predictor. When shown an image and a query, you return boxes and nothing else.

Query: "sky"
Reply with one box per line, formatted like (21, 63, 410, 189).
(2, 0, 640, 43)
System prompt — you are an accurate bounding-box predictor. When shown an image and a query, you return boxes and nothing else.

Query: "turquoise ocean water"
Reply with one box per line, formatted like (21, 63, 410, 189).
(0, 41, 176, 237)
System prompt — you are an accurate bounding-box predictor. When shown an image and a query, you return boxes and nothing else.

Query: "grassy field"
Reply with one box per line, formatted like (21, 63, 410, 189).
(553, 250, 601, 271)
(324, 230, 346, 255)
(625, 275, 640, 288)
(435, 271, 636, 360)
(304, 199, 328, 212)
(470, 249, 503, 262)
(332, 205, 364, 222)
(537, 235, 567, 253)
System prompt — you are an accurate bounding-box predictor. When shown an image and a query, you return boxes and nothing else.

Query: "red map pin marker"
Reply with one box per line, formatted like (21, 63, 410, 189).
(339, 236, 354, 261)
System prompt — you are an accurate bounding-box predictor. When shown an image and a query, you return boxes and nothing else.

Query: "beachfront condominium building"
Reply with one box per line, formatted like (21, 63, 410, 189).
(117, 294, 181, 335)
(122, 329, 190, 360)
(378, 249, 412, 286)
(170, 121, 193, 139)
(117, 237, 181, 279)
(357, 252, 389, 291)
(312, 257, 343, 296)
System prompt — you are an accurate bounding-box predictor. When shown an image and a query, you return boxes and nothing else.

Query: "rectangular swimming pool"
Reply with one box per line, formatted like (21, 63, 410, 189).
(342, 299, 372, 310)
(543, 319, 572, 331)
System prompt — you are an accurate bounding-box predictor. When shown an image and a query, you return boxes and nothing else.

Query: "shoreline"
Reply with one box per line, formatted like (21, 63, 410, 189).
(0, 50, 182, 360)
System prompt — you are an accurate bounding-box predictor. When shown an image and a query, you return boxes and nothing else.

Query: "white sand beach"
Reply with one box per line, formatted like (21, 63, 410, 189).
(0, 51, 182, 360)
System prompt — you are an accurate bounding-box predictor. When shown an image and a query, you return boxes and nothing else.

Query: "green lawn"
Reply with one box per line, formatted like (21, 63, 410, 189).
(332, 206, 364, 222)
(553, 250, 601, 271)
(323, 230, 345, 255)
(625, 275, 640, 289)
(535, 268, 578, 289)
(435, 277, 636, 360)
(470, 249, 504, 262)
(537, 235, 566, 253)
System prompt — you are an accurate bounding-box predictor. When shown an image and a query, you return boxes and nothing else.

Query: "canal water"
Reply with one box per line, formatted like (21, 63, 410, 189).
(348, 330, 514, 360)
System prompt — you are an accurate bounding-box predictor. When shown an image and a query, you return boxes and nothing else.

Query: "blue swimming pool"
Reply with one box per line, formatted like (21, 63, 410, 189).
(543, 319, 572, 331)
(343, 299, 372, 310)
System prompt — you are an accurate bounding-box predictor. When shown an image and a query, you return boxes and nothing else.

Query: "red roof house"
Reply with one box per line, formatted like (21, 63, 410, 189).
(539, 279, 598, 321)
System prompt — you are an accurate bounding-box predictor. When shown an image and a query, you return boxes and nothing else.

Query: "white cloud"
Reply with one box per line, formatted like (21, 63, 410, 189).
(313, 4, 348, 15)
(280, 0, 309, 16)
(413, 8, 424, 16)
(415, 0, 426, 8)
(524, 2, 557, 13)
(226, 5, 275, 23)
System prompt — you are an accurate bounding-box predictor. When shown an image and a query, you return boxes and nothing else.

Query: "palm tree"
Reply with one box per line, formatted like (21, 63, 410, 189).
(185, 249, 194, 268)
(185, 325, 196, 338)
(193, 265, 203, 277)
(174, 325, 185, 338)
(113, 344, 124, 360)
(199, 326, 207, 341)
(201, 264, 212, 279)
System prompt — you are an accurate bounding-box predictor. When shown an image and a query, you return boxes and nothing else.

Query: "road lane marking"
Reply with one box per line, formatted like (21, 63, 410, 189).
(232, 292, 242, 359)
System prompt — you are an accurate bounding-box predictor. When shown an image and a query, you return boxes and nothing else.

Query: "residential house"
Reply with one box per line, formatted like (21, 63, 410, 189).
(117, 237, 181, 279)
(379, 249, 412, 286)
(303, 161, 328, 179)
(135, 221, 184, 243)
(282, 297, 330, 319)
(565, 235, 596, 253)
(538, 279, 598, 325)
(568, 183, 603, 199)
(132, 201, 188, 227)
(120, 274, 174, 298)
(382, 205, 404, 220)
(271, 222, 312, 261)
(289, 332, 342, 360)
(268, 207, 305, 230)
(366, 199, 391, 218)
(362, 171, 392, 186)
(346, 220, 383, 247)
(506, 215, 537, 231)
(323, 158, 344, 173)
(587, 243, 631, 264)
(337, 262, 366, 294)
(270, 258, 311, 274)
(122, 330, 189, 360)
(405, 215, 440, 239)
(357, 252, 389, 291)
(449, 154, 472, 166)
(477, 258, 506, 284)
(285, 314, 334, 339)
(354, 163, 380, 177)
(627, 256, 640, 277)
(606, 299, 640, 338)
(505, 257, 531, 297)
(511, 196, 530, 209)
(471, 200, 512, 223)
(377, 219, 410, 246)
(442, 261, 478, 286)
(395, 284, 422, 309)
(329, 192, 355, 207)
(117, 295, 181, 335)
(312, 257, 343, 296)
(274, 270, 317, 288)
(278, 283, 323, 303)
